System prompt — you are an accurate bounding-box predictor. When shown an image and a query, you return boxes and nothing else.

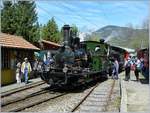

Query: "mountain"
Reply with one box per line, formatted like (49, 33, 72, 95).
(84, 25, 149, 49)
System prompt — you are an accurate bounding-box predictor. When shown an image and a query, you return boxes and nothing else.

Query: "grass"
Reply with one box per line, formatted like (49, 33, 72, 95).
(112, 96, 121, 108)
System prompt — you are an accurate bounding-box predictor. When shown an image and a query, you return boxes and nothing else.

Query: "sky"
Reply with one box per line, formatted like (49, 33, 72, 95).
(35, 0, 149, 32)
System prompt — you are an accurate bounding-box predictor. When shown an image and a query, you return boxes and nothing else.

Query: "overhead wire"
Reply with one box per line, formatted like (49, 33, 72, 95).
(36, 4, 67, 41)
(58, 2, 100, 29)
(36, 4, 66, 25)
(37, 1, 112, 32)
(52, 3, 80, 25)
(96, 1, 111, 25)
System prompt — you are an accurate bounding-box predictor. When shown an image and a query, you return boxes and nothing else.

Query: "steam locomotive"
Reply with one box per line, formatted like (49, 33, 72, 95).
(40, 25, 118, 87)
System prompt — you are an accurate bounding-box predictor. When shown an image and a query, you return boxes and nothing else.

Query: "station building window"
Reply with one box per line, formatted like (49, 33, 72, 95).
(2, 48, 10, 69)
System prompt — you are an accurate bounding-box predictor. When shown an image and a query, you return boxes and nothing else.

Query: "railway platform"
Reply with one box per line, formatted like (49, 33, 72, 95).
(120, 71, 149, 112)
(1, 77, 43, 93)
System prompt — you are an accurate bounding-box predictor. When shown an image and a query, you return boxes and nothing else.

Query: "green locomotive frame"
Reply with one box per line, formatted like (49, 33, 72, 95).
(81, 41, 110, 73)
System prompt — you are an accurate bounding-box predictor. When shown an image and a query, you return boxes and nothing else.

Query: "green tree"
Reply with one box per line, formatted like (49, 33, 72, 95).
(1, 1, 16, 34)
(70, 24, 78, 38)
(42, 17, 61, 43)
(1, 1, 39, 42)
(142, 16, 149, 30)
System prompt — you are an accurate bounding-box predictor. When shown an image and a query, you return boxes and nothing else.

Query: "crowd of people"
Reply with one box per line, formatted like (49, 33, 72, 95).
(124, 56, 144, 81)
(16, 58, 32, 84)
(110, 55, 145, 82)
(16, 52, 54, 84)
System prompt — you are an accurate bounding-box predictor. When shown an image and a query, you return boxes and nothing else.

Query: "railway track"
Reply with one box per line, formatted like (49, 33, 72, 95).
(2, 88, 48, 106)
(1, 78, 116, 112)
(1, 82, 48, 106)
(1, 82, 68, 112)
(19, 79, 115, 112)
(1, 80, 45, 98)
(72, 79, 115, 112)
(1, 92, 67, 112)
(1, 80, 54, 112)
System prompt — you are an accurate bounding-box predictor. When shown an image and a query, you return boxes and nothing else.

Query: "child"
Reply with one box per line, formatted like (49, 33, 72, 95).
(16, 62, 21, 83)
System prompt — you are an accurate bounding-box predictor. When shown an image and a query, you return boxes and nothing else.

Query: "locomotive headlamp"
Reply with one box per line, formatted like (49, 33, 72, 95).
(95, 47, 100, 52)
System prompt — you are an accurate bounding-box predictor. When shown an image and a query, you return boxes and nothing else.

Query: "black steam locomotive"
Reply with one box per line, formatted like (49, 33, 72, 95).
(40, 25, 123, 87)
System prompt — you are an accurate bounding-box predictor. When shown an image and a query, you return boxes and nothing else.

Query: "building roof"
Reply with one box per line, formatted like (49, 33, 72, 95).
(111, 45, 135, 53)
(0, 33, 40, 50)
(41, 39, 61, 47)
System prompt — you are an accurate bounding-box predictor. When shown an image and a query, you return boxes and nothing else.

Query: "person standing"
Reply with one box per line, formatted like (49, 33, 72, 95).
(124, 57, 131, 81)
(134, 58, 141, 81)
(21, 58, 32, 84)
(114, 58, 119, 79)
(108, 59, 113, 77)
(16, 62, 21, 83)
(33, 58, 39, 78)
(112, 58, 119, 79)
(112, 59, 116, 79)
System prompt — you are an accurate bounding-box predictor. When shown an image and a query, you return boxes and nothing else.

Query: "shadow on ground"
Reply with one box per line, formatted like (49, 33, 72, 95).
(139, 78, 149, 84)
(41, 78, 108, 93)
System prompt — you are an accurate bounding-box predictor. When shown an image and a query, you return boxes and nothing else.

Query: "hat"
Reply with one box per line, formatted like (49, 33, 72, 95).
(24, 57, 28, 60)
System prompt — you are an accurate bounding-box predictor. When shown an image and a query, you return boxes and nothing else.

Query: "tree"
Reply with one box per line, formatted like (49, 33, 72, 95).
(70, 24, 78, 38)
(42, 17, 61, 43)
(85, 34, 100, 41)
(1, 1, 39, 42)
(1, 1, 15, 34)
(142, 17, 149, 30)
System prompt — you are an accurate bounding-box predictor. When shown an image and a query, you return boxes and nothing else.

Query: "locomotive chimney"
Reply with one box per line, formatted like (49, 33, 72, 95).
(63, 25, 71, 46)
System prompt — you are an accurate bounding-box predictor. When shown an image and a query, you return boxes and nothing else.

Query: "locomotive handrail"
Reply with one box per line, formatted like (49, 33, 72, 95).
(49, 67, 82, 72)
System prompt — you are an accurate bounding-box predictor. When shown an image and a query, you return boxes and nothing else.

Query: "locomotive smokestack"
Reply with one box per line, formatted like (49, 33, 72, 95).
(63, 25, 71, 46)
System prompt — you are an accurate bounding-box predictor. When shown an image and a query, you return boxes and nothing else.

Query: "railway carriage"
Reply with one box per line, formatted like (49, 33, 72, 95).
(137, 48, 149, 80)
(109, 45, 126, 72)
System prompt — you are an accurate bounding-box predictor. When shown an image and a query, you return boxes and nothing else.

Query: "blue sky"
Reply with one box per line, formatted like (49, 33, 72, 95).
(35, 0, 149, 32)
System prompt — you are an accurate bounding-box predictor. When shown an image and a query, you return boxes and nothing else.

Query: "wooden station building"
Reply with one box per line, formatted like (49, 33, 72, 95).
(0, 33, 40, 85)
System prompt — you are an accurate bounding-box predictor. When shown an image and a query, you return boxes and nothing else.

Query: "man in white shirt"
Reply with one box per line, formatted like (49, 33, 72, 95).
(134, 58, 141, 81)
(124, 57, 131, 81)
